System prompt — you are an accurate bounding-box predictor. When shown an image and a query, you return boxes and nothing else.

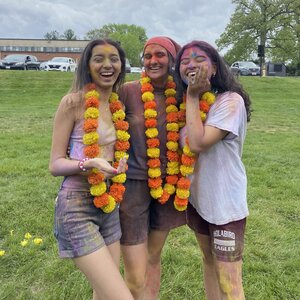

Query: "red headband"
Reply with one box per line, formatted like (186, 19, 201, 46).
(143, 36, 181, 60)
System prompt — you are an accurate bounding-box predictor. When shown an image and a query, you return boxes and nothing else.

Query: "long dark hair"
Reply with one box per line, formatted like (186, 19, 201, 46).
(175, 40, 251, 121)
(72, 39, 126, 92)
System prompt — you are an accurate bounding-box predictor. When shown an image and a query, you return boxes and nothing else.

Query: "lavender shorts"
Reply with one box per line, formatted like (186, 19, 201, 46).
(54, 189, 121, 258)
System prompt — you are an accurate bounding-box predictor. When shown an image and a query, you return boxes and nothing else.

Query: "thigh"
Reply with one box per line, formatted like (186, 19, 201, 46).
(119, 179, 152, 245)
(150, 194, 187, 231)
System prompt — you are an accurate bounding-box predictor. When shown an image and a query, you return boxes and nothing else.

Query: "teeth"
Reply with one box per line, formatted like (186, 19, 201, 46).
(188, 72, 196, 76)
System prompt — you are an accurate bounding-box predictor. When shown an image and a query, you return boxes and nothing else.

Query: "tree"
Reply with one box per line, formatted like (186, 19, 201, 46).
(216, 0, 299, 68)
(85, 24, 147, 66)
(61, 29, 77, 40)
(44, 30, 60, 40)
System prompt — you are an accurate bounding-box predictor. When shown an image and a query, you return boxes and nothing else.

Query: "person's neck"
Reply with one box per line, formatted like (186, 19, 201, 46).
(96, 87, 113, 102)
(151, 76, 168, 90)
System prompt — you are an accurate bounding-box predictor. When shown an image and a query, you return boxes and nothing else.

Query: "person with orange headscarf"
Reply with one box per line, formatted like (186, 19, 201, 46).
(119, 36, 186, 299)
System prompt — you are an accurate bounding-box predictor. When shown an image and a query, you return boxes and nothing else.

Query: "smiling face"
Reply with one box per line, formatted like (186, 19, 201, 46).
(179, 46, 216, 84)
(143, 44, 170, 84)
(89, 44, 122, 90)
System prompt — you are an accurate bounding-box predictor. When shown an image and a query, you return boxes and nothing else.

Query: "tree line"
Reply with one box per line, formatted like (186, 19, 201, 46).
(45, 0, 299, 74)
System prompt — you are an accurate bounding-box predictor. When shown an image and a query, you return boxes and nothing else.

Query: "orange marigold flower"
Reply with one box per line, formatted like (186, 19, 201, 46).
(166, 112, 178, 123)
(166, 81, 176, 89)
(146, 138, 160, 148)
(176, 177, 191, 189)
(110, 101, 122, 113)
(147, 158, 161, 168)
(181, 154, 196, 166)
(167, 131, 179, 142)
(115, 140, 130, 151)
(148, 177, 162, 189)
(141, 83, 154, 93)
(145, 118, 157, 128)
(94, 194, 109, 208)
(85, 96, 99, 108)
(159, 190, 170, 204)
(84, 119, 98, 132)
(110, 183, 126, 202)
(144, 101, 156, 110)
(199, 100, 210, 113)
(115, 120, 129, 131)
(88, 172, 105, 185)
(165, 96, 177, 106)
(166, 175, 179, 185)
(174, 195, 188, 206)
(84, 144, 100, 158)
(177, 110, 186, 122)
(167, 150, 180, 162)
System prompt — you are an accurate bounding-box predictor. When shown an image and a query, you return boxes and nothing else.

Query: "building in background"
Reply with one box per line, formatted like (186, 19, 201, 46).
(0, 38, 90, 62)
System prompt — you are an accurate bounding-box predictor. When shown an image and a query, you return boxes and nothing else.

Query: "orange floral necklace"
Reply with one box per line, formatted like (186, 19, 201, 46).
(83, 83, 130, 213)
(176, 91, 216, 210)
(140, 73, 180, 207)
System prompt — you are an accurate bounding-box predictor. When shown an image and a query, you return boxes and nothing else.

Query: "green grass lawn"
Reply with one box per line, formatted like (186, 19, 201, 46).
(0, 70, 299, 299)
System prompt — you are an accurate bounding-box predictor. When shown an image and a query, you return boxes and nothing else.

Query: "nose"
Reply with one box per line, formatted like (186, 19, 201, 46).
(103, 57, 112, 68)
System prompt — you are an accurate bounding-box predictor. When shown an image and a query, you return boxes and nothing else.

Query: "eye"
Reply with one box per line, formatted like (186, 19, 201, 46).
(110, 56, 120, 63)
(156, 52, 166, 58)
(195, 56, 206, 63)
(144, 54, 152, 60)
(180, 58, 190, 65)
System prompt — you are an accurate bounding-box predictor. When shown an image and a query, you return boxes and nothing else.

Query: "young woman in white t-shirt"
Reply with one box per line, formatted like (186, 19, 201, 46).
(175, 40, 251, 300)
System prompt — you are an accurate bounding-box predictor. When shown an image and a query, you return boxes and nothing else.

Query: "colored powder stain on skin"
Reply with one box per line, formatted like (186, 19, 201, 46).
(103, 45, 115, 53)
(219, 265, 234, 300)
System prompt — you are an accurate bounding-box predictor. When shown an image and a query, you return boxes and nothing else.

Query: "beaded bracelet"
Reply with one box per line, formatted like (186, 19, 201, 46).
(78, 157, 90, 172)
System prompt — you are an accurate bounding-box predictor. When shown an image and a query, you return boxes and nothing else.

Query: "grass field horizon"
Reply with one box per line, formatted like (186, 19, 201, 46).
(0, 70, 299, 299)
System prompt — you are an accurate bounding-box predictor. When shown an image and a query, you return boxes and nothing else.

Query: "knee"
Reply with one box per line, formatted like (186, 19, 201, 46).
(125, 271, 146, 292)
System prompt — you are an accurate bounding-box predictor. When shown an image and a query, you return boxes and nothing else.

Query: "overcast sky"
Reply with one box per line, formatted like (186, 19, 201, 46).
(0, 0, 235, 49)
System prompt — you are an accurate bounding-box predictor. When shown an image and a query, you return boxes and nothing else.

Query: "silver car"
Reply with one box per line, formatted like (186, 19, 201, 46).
(231, 61, 260, 76)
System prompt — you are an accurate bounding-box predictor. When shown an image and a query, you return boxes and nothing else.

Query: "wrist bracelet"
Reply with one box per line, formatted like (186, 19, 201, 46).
(78, 158, 90, 172)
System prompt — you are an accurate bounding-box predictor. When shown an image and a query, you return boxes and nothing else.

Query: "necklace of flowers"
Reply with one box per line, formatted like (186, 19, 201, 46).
(140, 73, 181, 207)
(176, 91, 216, 211)
(83, 83, 130, 213)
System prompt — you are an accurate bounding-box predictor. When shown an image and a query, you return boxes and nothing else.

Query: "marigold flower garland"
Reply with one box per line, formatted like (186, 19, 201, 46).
(140, 73, 180, 206)
(83, 83, 130, 213)
(176, 91, 216, 211)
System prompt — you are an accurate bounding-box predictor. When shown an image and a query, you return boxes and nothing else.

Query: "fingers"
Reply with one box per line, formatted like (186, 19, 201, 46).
(117, 157, 127, 173)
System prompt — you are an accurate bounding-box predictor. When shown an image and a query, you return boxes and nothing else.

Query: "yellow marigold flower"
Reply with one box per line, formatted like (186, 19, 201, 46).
(174, 202, 187, 211)
(167, 166, 180, 175)
(166, 141, 178, 151)
(112, 110, 125, 122)
(33, 238, 43, 245)
(142, 91, 155, 102)
(200, 111, 207, 121)
(166, 104, 178, 113)
(140, 77, 151, 85)
(21, 240, 28, 247)
(0, 250, 5, 256)
(150, 187, 163, 199)
(25, 232, 32, 239)
(85, 90, 99, 99)
(116, 130, 130, 141)
(84, 107, 99, 119)
(166, 123, 179, 132)
(167, 161, 179, 169)
(178, 122, 185, 128)
(145, 128, 158, 138)
(144, 109, 157, 119)
(111, 173, 126, 183)
(165, 88, 176, 97)
(180, 165, 194, 176)
(176, 188, 190, 199)
(183, 145, 195, 157)
(90, 182, 107, 196)
(102, 195, 116, 213)
(165, 183, 176, 195)
(202, 92, 216, 105)
(179, 103, 186, 110)
(109, 92, 119, 102)
(147, 148, 160, 158)
(148, 167, 161, 178)
(83, 132, 99, 145)
(115, 151, 129, 161)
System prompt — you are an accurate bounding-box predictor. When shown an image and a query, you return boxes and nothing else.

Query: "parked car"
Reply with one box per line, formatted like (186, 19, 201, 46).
(130, 67, 142, 73)
(0, 54, 40, 70)
(125, 58, 131, 73)
(230, 61, 260, 76)
(43, 57, 77, 72)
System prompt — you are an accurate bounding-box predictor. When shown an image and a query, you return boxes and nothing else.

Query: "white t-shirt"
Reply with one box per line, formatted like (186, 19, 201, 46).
(189, 91, 249, 225)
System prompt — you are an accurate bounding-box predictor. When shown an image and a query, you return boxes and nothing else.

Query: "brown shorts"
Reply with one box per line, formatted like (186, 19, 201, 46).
(119, 179, 187, 245)
(187, 203, 246, 262)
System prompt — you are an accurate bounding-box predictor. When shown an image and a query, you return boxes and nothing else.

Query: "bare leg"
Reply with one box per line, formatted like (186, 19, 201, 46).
(195, 232, 222, 300)
(74, 245, 133, 300)
(121, 242, 148, 300)
(215, 260, 245, 300)
(144, 229, 169, 300)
